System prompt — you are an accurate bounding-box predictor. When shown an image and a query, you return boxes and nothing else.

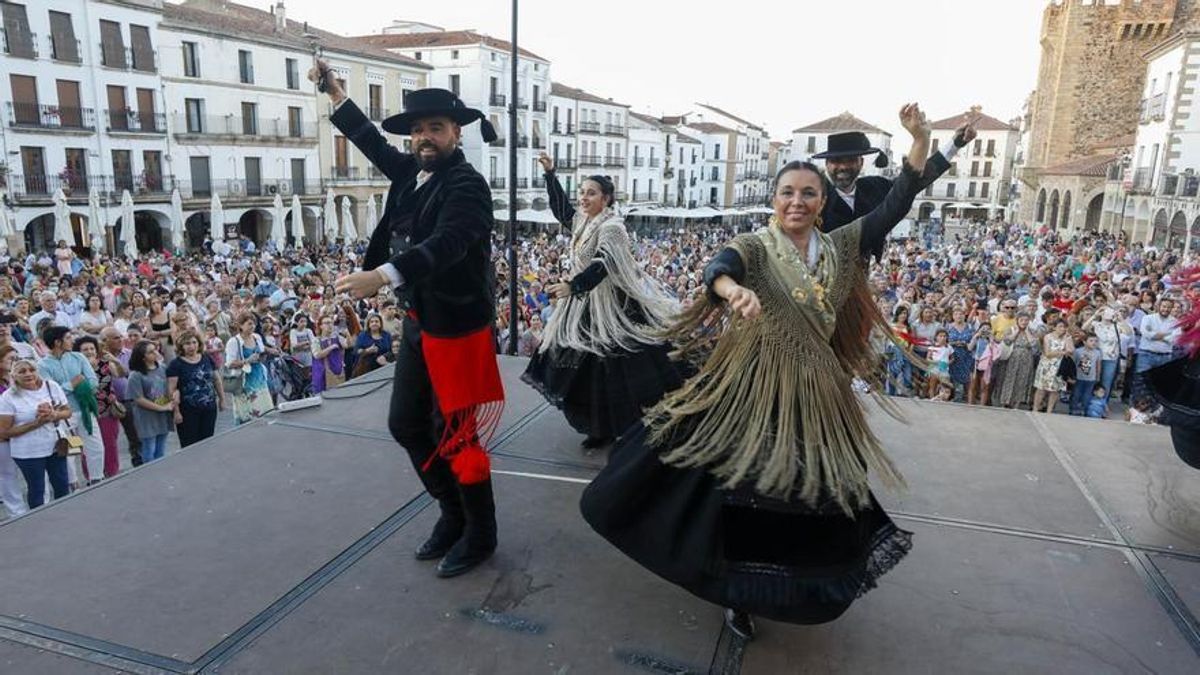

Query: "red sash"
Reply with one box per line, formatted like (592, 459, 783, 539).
(420, 325, 505, 484)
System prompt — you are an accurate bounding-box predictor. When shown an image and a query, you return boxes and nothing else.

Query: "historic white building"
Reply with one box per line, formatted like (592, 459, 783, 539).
(665, 127, 703, 209)
(915, 109, 1019, 224)
(1, 0, 170, 251)
(1114, 31, 1200, 249)
(549, 82, 629, 203)
(362, 22, 550, 213)
(791, 112, 893, 177)
(626, 112, 667, 207)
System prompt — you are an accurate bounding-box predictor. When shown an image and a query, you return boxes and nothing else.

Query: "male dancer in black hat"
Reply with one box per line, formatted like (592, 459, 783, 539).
(811, 112, 978, 250)
(311, 59, 504, 578)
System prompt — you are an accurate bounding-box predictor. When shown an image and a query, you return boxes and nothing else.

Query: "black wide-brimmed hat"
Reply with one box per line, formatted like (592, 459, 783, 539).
(811, 131, 889, 168)
(382, 88, 497, 143)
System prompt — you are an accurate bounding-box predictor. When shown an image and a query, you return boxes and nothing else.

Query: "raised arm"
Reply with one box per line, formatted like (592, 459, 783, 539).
(538, 154, 576, 227)
(312, 59, 417, 185)
(860, 103, 931, 259)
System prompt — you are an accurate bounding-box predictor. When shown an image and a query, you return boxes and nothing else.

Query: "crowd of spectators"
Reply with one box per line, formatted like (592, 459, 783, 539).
(0, 214, 1189, 517)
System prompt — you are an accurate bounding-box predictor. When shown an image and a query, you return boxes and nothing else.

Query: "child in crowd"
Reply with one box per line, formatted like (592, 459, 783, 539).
(204, 323, 225, 370)
(1086, 385, 1109, 419)
(1127, 397, 1160, 425)
(931, 382, 954, 402)
(1071, 333, 1102, 415)
(926, 329, 953, 399)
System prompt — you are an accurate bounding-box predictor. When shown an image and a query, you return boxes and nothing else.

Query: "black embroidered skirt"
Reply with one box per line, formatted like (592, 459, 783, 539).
(521, 340, 686, 440)
(580, 420, 912, 624)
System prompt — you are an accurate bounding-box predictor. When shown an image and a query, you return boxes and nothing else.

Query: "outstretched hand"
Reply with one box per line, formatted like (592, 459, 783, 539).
(899, 103, 930, 140)
(537, 153, 555, 173)
(307, 58, 346, 104)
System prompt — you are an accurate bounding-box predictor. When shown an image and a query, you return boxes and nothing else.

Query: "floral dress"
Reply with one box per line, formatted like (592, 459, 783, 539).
(947, 323, 975, 387)
(228, 335, 274, 425)
(1034, 333, 1069, 392)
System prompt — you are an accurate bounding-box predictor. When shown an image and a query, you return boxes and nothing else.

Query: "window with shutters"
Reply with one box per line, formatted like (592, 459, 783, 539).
(238, 50, 254, 84)
(241, 102, 257, 135)
(182, 41, 200, 77)
(185, 98, 203, 133)
(129, 24, 154, 72)
(1, 2, 35, 58)
(48, 11, 80, 63)
(99, 20, 125, 68)
(286, 58, 299, 90)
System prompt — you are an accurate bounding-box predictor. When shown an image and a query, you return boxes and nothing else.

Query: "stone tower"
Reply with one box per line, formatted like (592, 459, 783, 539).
(1021, 0, 1200, 221)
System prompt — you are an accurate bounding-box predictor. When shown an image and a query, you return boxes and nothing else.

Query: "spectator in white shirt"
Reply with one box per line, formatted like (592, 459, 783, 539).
(28, 292, 74, 331)
(1135, 299, 1178, 402)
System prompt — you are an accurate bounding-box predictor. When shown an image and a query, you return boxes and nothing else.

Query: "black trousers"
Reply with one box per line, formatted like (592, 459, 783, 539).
(389, 319, 459, 499)
(119, 403, 141, 465)
(177, 405, 218, 448)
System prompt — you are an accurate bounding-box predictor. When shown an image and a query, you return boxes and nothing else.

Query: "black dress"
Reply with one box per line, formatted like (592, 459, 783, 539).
(521, 171, 686, 440)
(581, 163, 923, 624)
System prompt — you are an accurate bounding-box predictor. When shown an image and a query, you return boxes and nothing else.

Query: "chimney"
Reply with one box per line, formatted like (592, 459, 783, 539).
(274, 1, 286, 32)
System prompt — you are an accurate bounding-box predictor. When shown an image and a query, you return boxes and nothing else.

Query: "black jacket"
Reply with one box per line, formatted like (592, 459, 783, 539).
(330, 99, 495, 337)
(820, 151, 950, 234)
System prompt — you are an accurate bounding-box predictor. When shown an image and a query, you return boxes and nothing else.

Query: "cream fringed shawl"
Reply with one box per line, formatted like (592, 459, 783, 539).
(538, 208, 678, 355)
(647, 220, 905, 515)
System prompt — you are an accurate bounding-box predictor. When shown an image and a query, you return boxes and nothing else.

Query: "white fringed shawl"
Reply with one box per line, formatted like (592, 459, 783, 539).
(539, 208, 678, 355)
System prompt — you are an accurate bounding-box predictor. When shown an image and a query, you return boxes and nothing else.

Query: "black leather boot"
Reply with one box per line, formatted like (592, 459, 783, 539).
(414, 460, 466, 561)
(436, 480, 497, 578)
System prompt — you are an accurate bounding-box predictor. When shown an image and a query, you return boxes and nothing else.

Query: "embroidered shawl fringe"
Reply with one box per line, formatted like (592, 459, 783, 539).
(539, 209, 677, 356)
(648, 226, 906, 516)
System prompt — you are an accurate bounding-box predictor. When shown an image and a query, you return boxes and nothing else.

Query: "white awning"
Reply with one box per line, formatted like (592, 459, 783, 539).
(494, 209, 560, 224)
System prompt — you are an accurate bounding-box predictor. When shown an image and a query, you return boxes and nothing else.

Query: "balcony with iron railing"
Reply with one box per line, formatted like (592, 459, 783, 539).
(7, 103, 96, 131)
(173, 115, 318, 141)
(7, 173, 178, 202)
(516, 98, 528, 109)
(1141, 92, 1168, 124)
(489, 94, 506, 108)
(579, 121, 601, 134)
(1183, 175, 1200, 198)
(649, 158, 661, 168)
(516, 178, 529, 189)
(105, 109, 167, 134)
(1131, 167, 1154, 193)
(604, 124, 625, 136)
(533, 100, 547, 112)
(631, 192, 660, 203)
(533, 176, 546, 188)
(1162, 173, 1180, 197)
(367, 107, 392, 122)
(492, 136, 507, 147)
(517, 134, 529, 148)
(48, 34, 81, 63)
(556, 158, 576, 170)
(489, 177, 506, 189)
(633, 157, 646, 167)
(327, 167, 361, 184)
(579, 155, 603, 167)
(2, 29, 38, 59)
(532, 136, 545, 149)
(100, 44, 158, 71)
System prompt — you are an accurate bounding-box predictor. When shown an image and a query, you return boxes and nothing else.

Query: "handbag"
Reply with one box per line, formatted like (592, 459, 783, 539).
(222, 336, 249, 395)
(46, 383, 84, 457)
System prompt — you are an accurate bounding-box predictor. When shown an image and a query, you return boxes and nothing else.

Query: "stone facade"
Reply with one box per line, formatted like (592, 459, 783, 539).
(1021, 0, 1200, 223)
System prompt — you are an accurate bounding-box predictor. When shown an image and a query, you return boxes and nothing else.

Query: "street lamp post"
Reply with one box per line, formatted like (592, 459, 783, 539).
(506, 0, 519, 355)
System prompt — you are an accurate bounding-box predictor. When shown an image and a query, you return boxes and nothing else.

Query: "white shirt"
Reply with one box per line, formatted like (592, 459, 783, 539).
(1139, 313, 1178, 354)
(29, 308, 74, 331)
(0, 381, 68, 460)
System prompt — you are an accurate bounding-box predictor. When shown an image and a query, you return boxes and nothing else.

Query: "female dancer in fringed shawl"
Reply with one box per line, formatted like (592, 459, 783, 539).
(581, 103, 934, 641)
(521, 153, 686, 451)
